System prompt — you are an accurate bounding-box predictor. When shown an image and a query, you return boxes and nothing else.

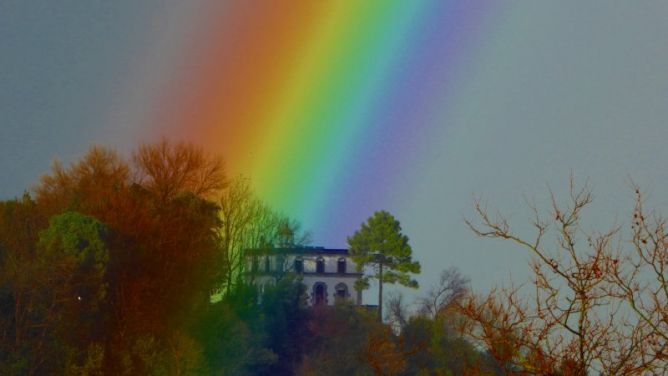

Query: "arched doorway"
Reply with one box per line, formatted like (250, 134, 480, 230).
(313, 282, 327, 305)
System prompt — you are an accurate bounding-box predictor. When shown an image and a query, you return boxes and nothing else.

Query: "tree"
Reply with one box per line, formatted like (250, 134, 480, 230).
(31, 140, 227, 373)
(217, 177, 260, 297)
(419, 267, 470, 319)
(297, 303, 392, 376)
(385, 291, 410, 331)
(400, 315, 495, 375)
(392, 268, 491, 375)
(37, 211, 110, 374)
(0, 194, 50, 374)
(132, 138, 226, 203)
(347, 210, 421, 321)
(0, 209, 110, 375)
(35, 145, 129, 218)
(217, 176, 311, 298)
(461, 178, 668, 374)
(606, 186, 668, 371)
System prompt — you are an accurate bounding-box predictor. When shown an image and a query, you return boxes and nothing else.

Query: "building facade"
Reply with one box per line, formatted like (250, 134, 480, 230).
(248, 247, 363, 306)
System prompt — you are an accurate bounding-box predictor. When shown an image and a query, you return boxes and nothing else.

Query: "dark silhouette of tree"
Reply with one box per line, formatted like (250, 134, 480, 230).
(348, 210, 420, 321)
(297, 303, 388, 376)
(0, 194, 50, 373)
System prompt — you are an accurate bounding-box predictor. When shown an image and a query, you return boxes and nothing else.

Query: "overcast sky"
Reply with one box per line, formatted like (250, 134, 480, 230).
(2, 1, 668, 301)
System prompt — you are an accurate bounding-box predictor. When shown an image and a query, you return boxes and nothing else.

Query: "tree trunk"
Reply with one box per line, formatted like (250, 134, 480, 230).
(378, 261, 383, 322)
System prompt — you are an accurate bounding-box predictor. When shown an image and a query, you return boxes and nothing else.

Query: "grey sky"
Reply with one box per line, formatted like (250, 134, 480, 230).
(398, 1, 668, 294)
(1, 2, 667, 302)
(0, 1, 201, 196)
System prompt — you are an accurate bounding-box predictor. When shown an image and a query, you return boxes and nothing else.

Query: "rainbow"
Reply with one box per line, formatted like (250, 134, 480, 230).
(146, 1, 494, 245)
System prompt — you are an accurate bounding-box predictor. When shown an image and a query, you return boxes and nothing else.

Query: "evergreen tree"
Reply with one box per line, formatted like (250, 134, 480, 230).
(347, 211, 420, 321)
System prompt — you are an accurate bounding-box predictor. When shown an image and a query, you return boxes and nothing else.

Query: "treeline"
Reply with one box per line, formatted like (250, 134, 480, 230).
(0, 140, 304, 374)
(0, 141, 223, 374)
(3, 140, 664, 375)
(0, 140, 496, 375)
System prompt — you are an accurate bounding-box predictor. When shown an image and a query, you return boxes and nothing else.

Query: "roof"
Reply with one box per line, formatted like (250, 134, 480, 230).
(247, 246, 350, 256)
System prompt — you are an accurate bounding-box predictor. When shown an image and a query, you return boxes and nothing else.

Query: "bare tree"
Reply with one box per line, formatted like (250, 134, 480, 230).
(386, 291, 410, 332)
(218, 177, 260, 295)
(217, 177, 276, 296)
(456, 285, 553, 375)
(35, 145, 130, 216)
(460, 177, 666, 375)
(217, 176, 312, 297)
(133, 138, 226, 202)
(419, 267, 470, 319)
(604, 186, 668, 371)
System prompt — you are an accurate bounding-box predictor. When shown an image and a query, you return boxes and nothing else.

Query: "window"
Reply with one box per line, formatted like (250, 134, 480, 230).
(337, 257, 346, 273)
(294, 257, 304, 273)
(276, 256, 285, 273)
(335, 283, 348, 299)
(265, 256, 271, 272)
(251, 256, 258, 272)
(316, 257, 325, 273)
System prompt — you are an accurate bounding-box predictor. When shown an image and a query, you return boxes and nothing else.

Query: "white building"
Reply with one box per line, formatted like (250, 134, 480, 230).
(248, 247, 363, 306)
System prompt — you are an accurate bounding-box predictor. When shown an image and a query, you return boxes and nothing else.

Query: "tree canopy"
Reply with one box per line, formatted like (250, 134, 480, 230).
(9, 139, 666, 374)
(348, 210, 421, 321)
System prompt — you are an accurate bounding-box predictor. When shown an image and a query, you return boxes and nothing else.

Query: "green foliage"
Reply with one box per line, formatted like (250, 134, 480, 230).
(0, 141, 500, 374)
(38, 211, 110, 371)
(193, 277, 309, 375)
(0, 141, 228, 374)
(297, 304, 384, 376)
(0, 205, 112, 374)
(348, 210, 421, 321)
(38, 211, 109, 302)
(401, 316, 493, 375)
(195, 300, 260, 375)
(216, 176, 312, 300)
(64, 343, 105, 376)
(117, 332, 207, 376)
(348, 210, 421, 289)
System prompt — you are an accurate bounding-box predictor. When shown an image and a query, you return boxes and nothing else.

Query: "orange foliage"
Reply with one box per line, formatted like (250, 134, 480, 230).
(30, 140, 226, 372)
(133, 138, 226, 202)
(461, 177, 668, 375)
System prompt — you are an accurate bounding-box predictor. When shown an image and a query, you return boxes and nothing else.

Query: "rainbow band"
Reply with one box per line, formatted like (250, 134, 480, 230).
(151, 1, 493, 243)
